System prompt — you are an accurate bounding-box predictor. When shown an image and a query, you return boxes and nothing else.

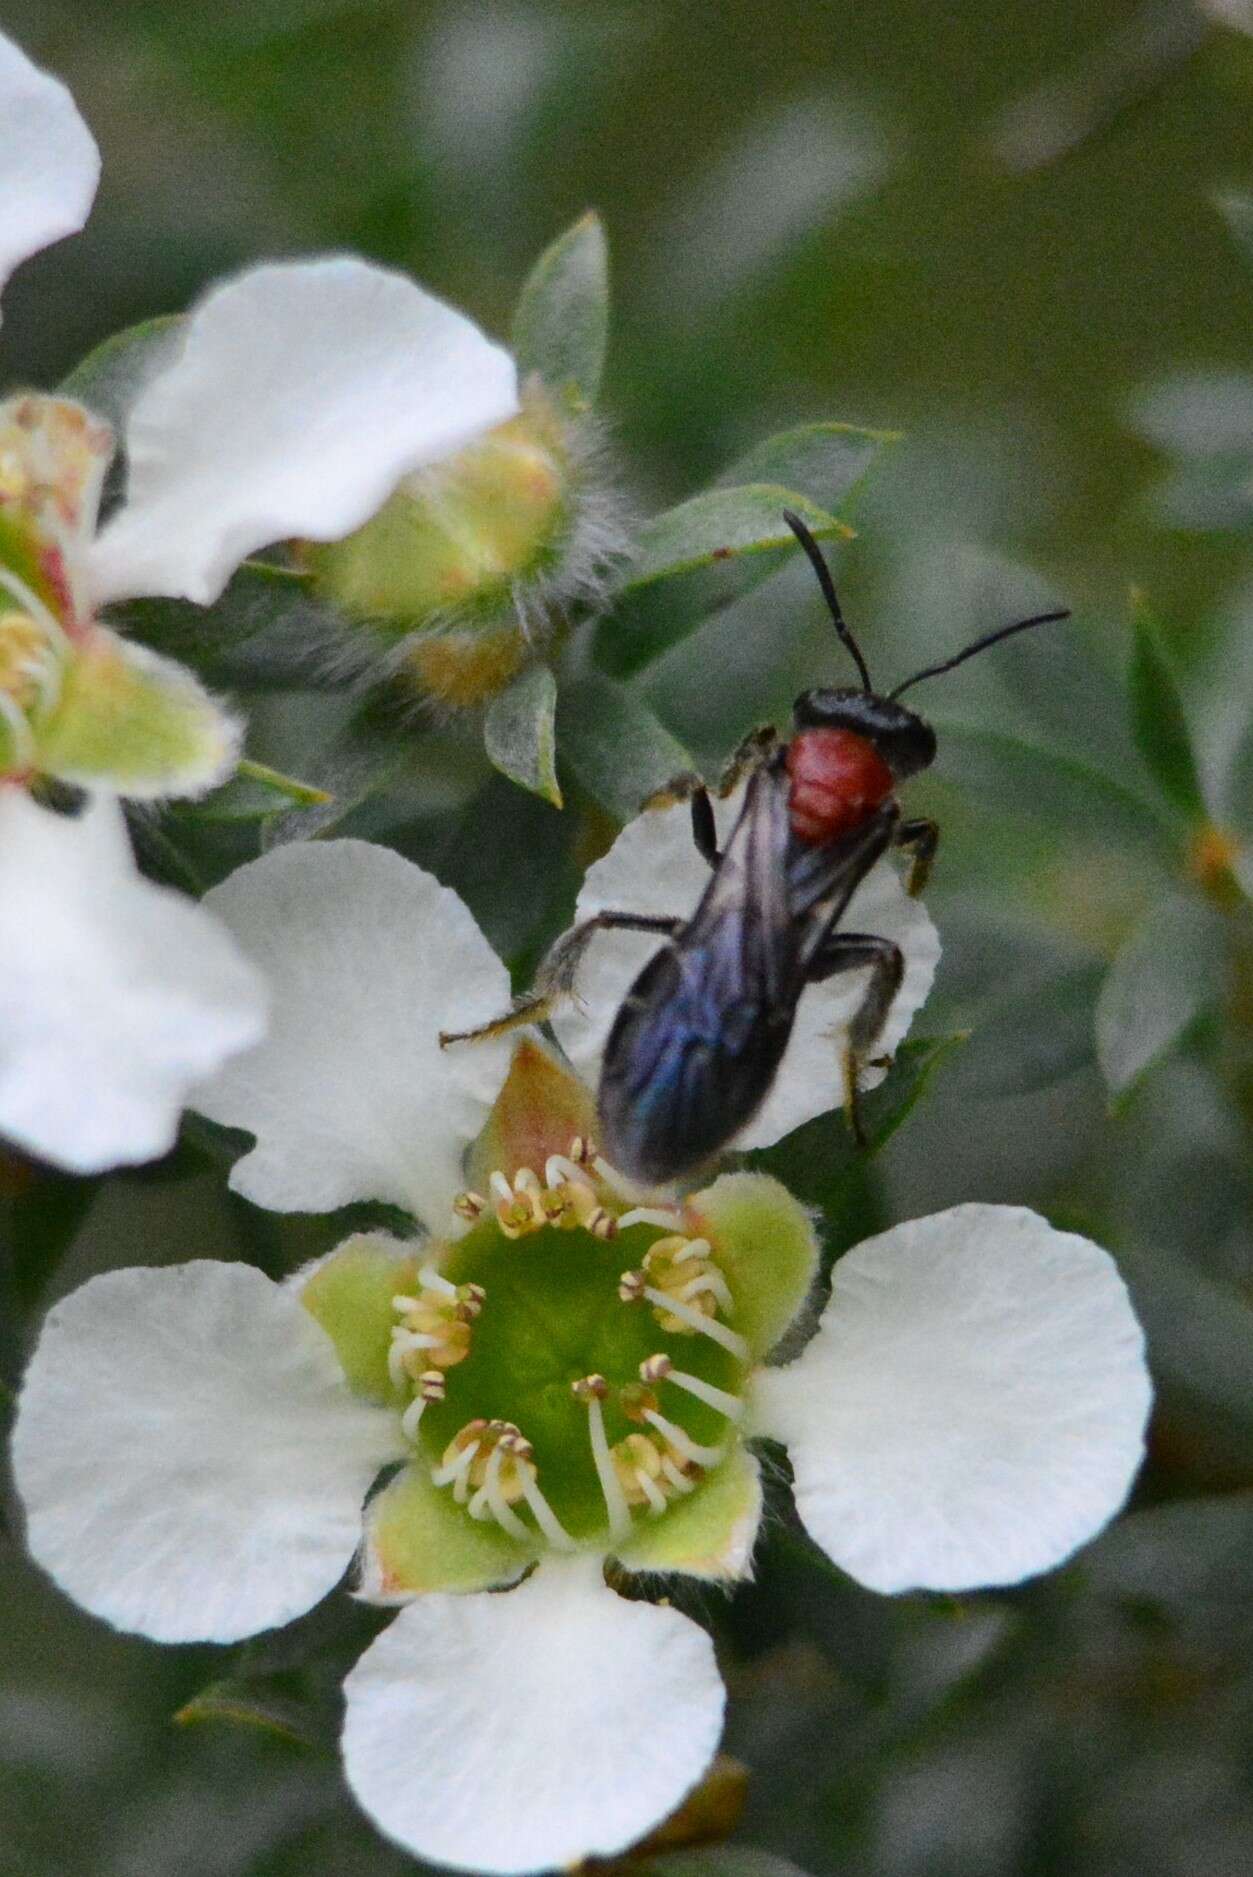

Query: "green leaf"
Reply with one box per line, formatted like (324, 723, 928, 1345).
(59, 315, 186, 432)
(716, 421, 899, 514)
(1117, 1242, 1253, 1477)
(173, 1678, 324, 1750)
(1081, 1492, 1253, 1642)
(955, 959, 1105, 1097)
(484, 663, 562, 806)
(556, 672, 694, 821)
(1094, 894, 1224, 1099)
(260, 702, 414, 846)
(182, 757, 333, 822)
(933, 721, 1178, 858)
(616, 485, 853, 597)
(634, 1852, 815, 1877)
(1128, 591, 1206, 821)
(512, 211, 610, 403)
(745, 1034, 968, 1216)
(115, 561, 351, 689)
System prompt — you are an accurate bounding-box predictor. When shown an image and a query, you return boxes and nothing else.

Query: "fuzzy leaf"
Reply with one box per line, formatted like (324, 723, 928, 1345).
(512, 211, 610, 403)
(1095, 894, 1224, 1099)
(115, 561, 351, 690)
(59, 315, 187, 433)
(617, 485, 853, 597)
(1128, 592, 1206, 821)
(484, 663, 562, 806)
(717, 421, 899, 515)
(556, 672, 694, 821)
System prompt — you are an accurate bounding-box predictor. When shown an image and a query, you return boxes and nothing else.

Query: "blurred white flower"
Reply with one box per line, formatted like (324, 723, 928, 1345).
(0, 25, 518, 1172)
(14, 841, 1151, 1873)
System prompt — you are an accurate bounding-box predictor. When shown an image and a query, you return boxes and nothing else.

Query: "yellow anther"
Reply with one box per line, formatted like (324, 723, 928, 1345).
(456, 1281, 486, 1320)
(641, 1233, 731, 1335)
(611, 1432, 666, 1506)
(571, 1373, 609, 1403)
(0, 613, 51, 708)
(454, 1190, 487, 1221)
(417, 1369, 446, 1402)
(618, 1268, 646, 1303)
(441, 1418, 488, 1469)
(640, 1353, 673, 1385)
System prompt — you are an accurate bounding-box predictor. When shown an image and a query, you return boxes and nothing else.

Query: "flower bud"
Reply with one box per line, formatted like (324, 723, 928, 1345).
(302, 382, 625, 709)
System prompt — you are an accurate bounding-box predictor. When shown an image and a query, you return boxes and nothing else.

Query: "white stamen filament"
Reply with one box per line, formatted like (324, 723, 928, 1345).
(643, 1408, 726, 1469)
(642, 1286, 749, 1357)
(636, 1467, 668, 1516)
(432, 1441, 480, 1501)
(617, 1206, 681, 1231)
(414, 1266, 458, 1298)
(400, 1394, 429, 1441)
(545, 1154, 594, 1191)
(0, 569, 70, 647)
(489, 1171, 514, 1203)
(660, 1456, 697, 1495)
(663, 1368, 745, 1420)
(519, 1474, 576, 1551)
(584, 1391, 632, 1541)
(677, 1269, 735, 1312)
(0, 690, 35, 766)
(591, 1155, 637, 1200)
(474, 1445, 532, 1541)
(672, 1237, 711, 1264)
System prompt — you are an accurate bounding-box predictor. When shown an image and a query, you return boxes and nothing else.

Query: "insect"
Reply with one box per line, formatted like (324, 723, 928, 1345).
(442, 514, 1067, 1186)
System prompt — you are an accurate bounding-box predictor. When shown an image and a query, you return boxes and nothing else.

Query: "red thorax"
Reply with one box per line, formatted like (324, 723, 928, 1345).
(786, 727, 895, 844)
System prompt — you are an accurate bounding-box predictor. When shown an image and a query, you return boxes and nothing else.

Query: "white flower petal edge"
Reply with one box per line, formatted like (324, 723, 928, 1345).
(551, 784, 940, 1148)
(342, 1557, 725, 1875)
(12, 1261, 402, 1643)
(754, 1204, 1152, 1594)
(193, 840, 513, 1223)
(88, 256, 519, 606)
(0, 29, 99, 324)
(0, 790, 266, 1173)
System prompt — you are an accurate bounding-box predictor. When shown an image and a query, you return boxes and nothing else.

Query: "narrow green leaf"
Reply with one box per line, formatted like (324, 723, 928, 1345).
(1127, 591, 1206, 821)
(183, 758, 333, 822)
(616, 485, 853, 597)
(933, 722, 1178, 858)
(261, 703, 413, 846)
(955, 960, 1105, 1097)
(512, 211, 610, 403)
(1117, 1242, 1253, 1476)
(174, 1678, 323, 1750)
(717, 421, 900, 515)
(60, 316, 186, 432)
(483, 663, 562, 806)
(556, 672, 693, 821)
(1094, 894, 1224, 1099)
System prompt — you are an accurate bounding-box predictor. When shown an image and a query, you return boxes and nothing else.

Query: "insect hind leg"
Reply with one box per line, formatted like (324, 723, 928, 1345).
(808, 931, 904, 1147)
(438, 910, 685, 1048)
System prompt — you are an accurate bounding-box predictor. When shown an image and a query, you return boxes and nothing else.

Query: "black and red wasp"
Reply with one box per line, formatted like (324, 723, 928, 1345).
(442, 513, 1067, 1186)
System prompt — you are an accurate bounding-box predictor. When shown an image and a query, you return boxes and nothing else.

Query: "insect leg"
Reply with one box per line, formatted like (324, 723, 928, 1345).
(895, 817, 939, 897)
(636, 770, 721, 868)
(807, 931, 904, 1147)
(439, 910, 685, 1047)
(716, 723, 779, 796)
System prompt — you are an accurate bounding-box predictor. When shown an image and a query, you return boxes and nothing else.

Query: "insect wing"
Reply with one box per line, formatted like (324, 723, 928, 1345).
(598, 770, 801, 1184)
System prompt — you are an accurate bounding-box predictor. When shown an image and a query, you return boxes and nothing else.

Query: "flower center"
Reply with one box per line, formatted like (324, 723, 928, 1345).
(392, 1142, 749, 1548)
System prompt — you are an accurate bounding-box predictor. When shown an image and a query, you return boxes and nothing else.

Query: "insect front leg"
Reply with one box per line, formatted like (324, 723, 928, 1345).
(895, 817, 939, 897)
(439, 910, 686, 1047)
(716, 723, 779, 796)
(807, 931, 904, 1148)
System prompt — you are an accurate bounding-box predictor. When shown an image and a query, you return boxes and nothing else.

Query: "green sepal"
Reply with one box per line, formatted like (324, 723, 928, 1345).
(298, 1232, 419, 1403)
(174, 1677, 326, 1751)
(1094, 893, 1225, 1102)
(182, 758, 332, 822)
(37, 628, 238, 797)
(556, 671, 693, 821)
(1127, 590, 1206, 823)
(363, 1459, 534, 1598)
(512, 211, 610, 404)
(683, 1172, 819, 1361)
(615, 1447, 762, 1583)
(484, 662, 562, 806)
(616, 485, 853, 598)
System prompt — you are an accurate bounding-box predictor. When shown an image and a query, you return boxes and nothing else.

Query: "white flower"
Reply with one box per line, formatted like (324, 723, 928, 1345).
(13, 840, 1151, 1875)
(0, 25, 517, 1172)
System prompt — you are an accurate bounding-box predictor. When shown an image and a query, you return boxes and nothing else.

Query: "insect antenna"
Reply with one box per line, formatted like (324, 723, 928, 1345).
(889, 608, 1070, 700)
(782, 508, 873, 693)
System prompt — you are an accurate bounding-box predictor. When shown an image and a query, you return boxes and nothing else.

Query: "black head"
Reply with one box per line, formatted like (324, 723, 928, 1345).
(792, 686, 937, 779)
(782, 508, 1068, 771)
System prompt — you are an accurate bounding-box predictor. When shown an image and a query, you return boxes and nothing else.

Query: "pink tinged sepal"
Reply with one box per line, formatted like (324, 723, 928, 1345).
(463, 1033, 598, 1196)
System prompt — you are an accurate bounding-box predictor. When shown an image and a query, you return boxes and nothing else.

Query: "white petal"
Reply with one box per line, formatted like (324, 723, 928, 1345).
(12, 1261, 401, 1643)
(341, 1558, 725, 1874)
(88, 256, 518, 606)
(0, 790, 266, 1174)
(551, 786, 940, 1149)
(193, 840, 512, 1224)
(755, 1204, 1151, 1594)
(0, 31, 99, 321)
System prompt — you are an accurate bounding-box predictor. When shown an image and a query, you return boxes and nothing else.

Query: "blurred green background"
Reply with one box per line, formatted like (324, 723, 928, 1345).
(4, 2, 1253, 1873)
